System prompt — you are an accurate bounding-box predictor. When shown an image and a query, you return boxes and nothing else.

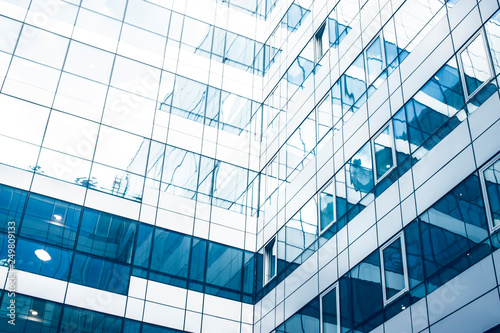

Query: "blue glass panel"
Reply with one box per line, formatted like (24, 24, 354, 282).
(347, 143, 373, 197)
(322, 287, 338, 333)
(206, 243, 243, 292)
(282, 3, 310, 31)
(0, 293, 62, 332)
(392, 108, 410, 166)
(21, 194, 80, 249)
(61, 305, 123, 332)
(162, 146, 200, 195)
(382, 238, 405, 300)
(484, 158, 500, 229)
(146, 141, 165, 181)
(70, 253, 130, 294)
(133, 223, 154, 268)
(171, 77, 207, 121)
(15, 237, 72, 280)
(225, 32, 255, 70)
(404, 221, 425, 288)
(287, 56, 314, 86)
(212, 27, 226, 62)
(189, 237, 207, 283)
(77, 209, 136, 263)
(151, 228, 190, 278)
(0, 184, 26, 233)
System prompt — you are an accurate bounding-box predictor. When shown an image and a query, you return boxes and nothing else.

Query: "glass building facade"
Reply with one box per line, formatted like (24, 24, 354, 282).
(0, 0, 500, 332)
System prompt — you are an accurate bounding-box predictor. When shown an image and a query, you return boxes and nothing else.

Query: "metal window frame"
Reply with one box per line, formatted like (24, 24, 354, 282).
(263, 236, 277, 285)
(371, 121, 397, 184)
(380, 232, 409, 305)
(318, 178, 337, 236)
(364, 32, 387, 86)
(479, 153, 500, 234)
(320, 283, 340, 333)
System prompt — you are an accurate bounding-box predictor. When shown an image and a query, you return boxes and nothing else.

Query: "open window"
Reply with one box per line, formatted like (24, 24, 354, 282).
(372, 123, 396, 182)
(458, 32, 493, 99)
(314, 22, 328, 64)
(320, 284, 339, 333)
(319, 181, 335, 233)
(480, 154, 500, 233)
(263, 237, 277, 284)
(380, 233, 409, 305)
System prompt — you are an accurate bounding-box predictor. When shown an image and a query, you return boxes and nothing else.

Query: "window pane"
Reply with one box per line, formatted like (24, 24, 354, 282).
(319, 183, 335, 231)
(484, 158, 500, 229)
(322, 287, 338, 333)
(382, 237, 406, 301)
(366, 36, 383, 83)
(460, 34, 492, 96)
(151, 228, 190, 278)
(373, 125, 394, 180)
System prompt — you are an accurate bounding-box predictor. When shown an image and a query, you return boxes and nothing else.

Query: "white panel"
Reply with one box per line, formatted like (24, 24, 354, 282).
(451, 7, 482, 50)
(411, 297, 429, 333)
(430, 289, 500, 333)
(0, 266, 7, 289)
(202, 314, 241, 333)
(241, 302, 254, 325)
(337, 225, 348, 254)
(448, 0, 477, 29)
(125, 297, 144, 321)
(0, 164, 33, 190)
(384, 308, 411, 333)
(369, 100, 391, 133)
(319, 234, 337, 269)
(15, 270, 67, 303)
(275, 279, 285, 305)
(261, 287, 276, 318)
(472, 118, 500, 168)
(415, 146, 475, 216)
(343, 122, 370, 163)
(348, 202, 376, 244)
(203, 294, 242, 322)
(343, 103, 368, 142)
(468, 92, 500, 141)
(65, 283, 126, 317)
(185, 311, 202, 333)
(427, 256, 497, 324)
(377, 206, 402, 246)
(349, 225, 378, 269)
(145, 280, 187, 309)
(261, 308, 276, 333)
(143, 301, 185, 330)
(284, 252, 318, 298)
(139, 204, 156, 225)
(284, 276, 318, 320)
(401, 194, 417, 227)
(209, 223, 245, 250)
(30, 175, 86, 206)
(275, 301, 285, 328)
(156, 208, 193, 236)
(128, 276, 147, 299)
(186, 289, 203, 313)
(375, 180, 400, 220)
(338, 249, 350, 279)
(319, 257, 338, 293)
(413, 121, 470, 190)
(84, 189, 140, 220)
(193, 218, 209, 240)
(479, 0, 499, 23)
(211, 205, 246, 232)
(398, 168, 414, 201)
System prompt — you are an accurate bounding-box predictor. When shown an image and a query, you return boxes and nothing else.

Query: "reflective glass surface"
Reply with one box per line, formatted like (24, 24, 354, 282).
(382, 237, 406, 301)
(321, 287, 338, 333)
(483, 159, 500, 229)
(373, 125, 394, 180)
(460, 34, 492, 97)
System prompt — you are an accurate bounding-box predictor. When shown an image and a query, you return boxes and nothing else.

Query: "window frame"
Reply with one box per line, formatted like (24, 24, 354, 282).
(318, 179, 336, 235)
(263, 236, 277, 285)
(320, 283, 340, 333)
(479, 153, 500, 234)
(457, 30, 494, 101)
(364, 32, 386, 86)
(314, 21, 328, 64)
(380, 232, 409, 305)
(371, 122, 397, 184)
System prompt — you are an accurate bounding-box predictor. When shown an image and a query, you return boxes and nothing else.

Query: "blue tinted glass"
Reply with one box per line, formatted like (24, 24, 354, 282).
(0, 185, 26, 233)
(162, 146, 200, 194)
(366, 37, 383, 83)
(287, 56, 314, 86)
(282, 3, 310, 31)
(283, 298, 320, 333)
(205, 87, 221, 127)
(21, 194, 81, 249)
(392, 108, 410, 165)
(77, 209, 136, 263)
(206, 243, 243, 291)
(70, 253, 130, 294)
(225, 32, 255, 70)
(212, 27, 226, 62)
(347, 143, 373, 198)
(189, 237, 207, 283)
(171, 77, 207, 120)
(404, 221, 425, 288)
(484, 159, 500, 228)
(151, 228, 190, 278)
(15, 238, 72, 280)
(322, 287, 338, 333)
(0, 294, 62, 332)
(134, 223, 154, 268)
(382, 238, 405, 300)
(147, 141, 165, 181)
(61, 306, 123, 332)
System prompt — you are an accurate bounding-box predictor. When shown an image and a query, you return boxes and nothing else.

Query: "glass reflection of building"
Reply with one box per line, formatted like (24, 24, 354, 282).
(1, 0, 500, 332)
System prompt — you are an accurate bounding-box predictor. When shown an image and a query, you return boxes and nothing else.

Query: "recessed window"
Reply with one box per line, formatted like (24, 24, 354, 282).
(480, 155, 500, 233)
(372, 124, 396, 182)
(320, 284, 339, 333)
(314, 22, 328, 64)
(380, 233, 409, 304)
(264, 237, 277, 284)
(319, 181, 335, 233)
(459, 33, 493, 98)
